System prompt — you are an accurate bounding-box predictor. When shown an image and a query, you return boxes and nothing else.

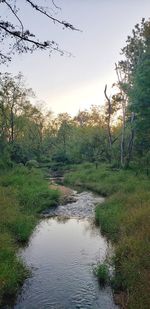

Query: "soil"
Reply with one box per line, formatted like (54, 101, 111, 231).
(49, 183, 76, 204)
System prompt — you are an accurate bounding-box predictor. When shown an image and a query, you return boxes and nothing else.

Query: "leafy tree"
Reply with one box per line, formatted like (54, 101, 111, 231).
(124, 19, 150, 170)
(130, 50, 150, 156)
(115, 18, 150, 168)
(0, 72, 33, 143)
(0, 72, 46, 163)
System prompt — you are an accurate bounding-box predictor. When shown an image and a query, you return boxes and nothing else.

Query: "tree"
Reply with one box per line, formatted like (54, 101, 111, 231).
(104, 84, 120, 163)
(0, 0, 79, 64)
(115, 64, 129, 168)
(0, 72, 33, 142)
(130, 50, 150, 156)
(120, 19, 150, 167)
(0, 72, 45, 163)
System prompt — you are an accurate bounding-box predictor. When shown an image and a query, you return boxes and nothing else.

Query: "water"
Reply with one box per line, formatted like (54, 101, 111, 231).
(14, 191, 118, 309)
(42, 191, 105, 219)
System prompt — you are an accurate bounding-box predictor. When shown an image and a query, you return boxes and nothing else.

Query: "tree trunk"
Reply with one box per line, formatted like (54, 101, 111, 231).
(120, 100, 126, 168)
(125, 112, 135, 167)
(104, 84, 113, 163)
(10, 105, 14, 143)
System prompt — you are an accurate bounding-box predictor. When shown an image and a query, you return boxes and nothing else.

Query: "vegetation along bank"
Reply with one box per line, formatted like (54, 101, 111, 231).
(0, 166, 60, 306)
(64, 163, 150, 309)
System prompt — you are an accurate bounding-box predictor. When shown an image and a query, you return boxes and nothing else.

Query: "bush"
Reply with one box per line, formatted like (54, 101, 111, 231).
(25, 160, 39, 169)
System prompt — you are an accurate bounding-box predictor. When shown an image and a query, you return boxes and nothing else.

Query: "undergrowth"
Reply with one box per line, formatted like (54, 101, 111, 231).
(0, 166, 60, 306)
(65, 163, 150, 309)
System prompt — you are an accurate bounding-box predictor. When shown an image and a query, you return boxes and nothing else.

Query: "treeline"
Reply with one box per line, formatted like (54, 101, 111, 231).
(0, 18, 150, 171)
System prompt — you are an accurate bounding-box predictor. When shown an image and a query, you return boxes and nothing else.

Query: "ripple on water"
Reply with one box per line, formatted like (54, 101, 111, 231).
(42, 191, 105, 219)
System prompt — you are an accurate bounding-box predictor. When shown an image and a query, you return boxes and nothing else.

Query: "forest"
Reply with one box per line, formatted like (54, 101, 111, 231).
(0, 5, 150, 309)
(0, 19, 150, 170)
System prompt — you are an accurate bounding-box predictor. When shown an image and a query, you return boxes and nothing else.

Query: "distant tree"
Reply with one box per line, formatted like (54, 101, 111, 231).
(74, 110, 91, 127)
(0, 72, 46, 163)
(0, 72, 33, 143)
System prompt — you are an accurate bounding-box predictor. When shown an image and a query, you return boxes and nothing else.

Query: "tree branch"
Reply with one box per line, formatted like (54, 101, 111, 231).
(3, 0, 24, 35)
(0, 0, 79, 63)
(51, 0, 61, 11)
(26, 0, 80, 31)
(0, 22, 65, 54)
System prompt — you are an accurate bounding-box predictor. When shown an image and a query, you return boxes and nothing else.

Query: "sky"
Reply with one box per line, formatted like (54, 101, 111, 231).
(1, 0, 150, 116)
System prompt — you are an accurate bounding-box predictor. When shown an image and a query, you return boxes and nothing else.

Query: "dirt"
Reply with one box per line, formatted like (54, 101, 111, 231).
(49, 183, 76, 204)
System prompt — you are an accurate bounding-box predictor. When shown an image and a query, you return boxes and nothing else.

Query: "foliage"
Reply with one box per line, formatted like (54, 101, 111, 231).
(116, 18, 150, 167)
(25, 159, 39, 169)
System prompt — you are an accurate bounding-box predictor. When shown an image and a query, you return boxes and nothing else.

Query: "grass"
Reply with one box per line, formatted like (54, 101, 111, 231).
(94, 262, 109, 286)
(65, 163, 150, 309)
(0, 166, 60, 306)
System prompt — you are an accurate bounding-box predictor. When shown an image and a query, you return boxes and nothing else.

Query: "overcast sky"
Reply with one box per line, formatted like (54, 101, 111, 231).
(1, 0, 150, 115)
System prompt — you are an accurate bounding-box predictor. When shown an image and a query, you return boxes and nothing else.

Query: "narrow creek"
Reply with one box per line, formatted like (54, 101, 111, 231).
(14, 189, 118, 309)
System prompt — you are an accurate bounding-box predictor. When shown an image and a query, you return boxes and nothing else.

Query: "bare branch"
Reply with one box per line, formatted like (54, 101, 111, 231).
(0, 0, 79, 63)
(104, 84, 111, 102)
(0, 22, 66, 55)
(52, 0, 61, 11)
(26, 0, 80, 31)
(3, 0, 24, 35)
(0, 52, 11, 63)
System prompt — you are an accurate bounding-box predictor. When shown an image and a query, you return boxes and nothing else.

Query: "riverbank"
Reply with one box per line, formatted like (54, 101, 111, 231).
(49, 183, 75, 204)
(64, 163, 150, 309)
(0, 166, 60, 307)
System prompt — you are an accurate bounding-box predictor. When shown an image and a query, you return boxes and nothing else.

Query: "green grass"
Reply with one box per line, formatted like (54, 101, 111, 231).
(94, 262, 109, 286)
(65, 163, 150, 309)
(0, 166, 60, 306)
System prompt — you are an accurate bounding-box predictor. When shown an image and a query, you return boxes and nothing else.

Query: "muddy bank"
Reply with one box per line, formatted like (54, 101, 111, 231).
(49, 183, 76, 204)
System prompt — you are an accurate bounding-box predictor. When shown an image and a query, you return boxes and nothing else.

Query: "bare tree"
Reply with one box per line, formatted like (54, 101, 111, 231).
(115, 63, 128, 168)
(104, 84, 113, 162)
(115, 62, 136, 168)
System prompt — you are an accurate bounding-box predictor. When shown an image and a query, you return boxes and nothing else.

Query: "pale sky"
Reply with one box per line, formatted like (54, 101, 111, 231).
(1, 0, 150, 115)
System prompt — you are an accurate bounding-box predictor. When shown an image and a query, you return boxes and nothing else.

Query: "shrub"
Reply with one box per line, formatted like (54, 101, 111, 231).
(25, 160, 39, 169)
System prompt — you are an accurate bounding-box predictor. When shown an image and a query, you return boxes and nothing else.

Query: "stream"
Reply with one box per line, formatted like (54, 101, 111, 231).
(14, 189, 118, 309)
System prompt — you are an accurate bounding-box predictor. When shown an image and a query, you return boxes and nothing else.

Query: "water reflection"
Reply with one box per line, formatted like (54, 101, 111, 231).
(14, 218, 117, 309)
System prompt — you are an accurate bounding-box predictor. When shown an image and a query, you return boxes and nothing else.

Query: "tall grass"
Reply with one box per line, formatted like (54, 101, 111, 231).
(65, 163, 150, 309)
(0, 166, 60, 305)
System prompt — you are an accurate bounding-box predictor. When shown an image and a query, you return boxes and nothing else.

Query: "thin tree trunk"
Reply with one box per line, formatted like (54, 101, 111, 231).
(126, 112, 135, 167)
(120, 100, 126, 168)
(104, 84, 113, 163)
(115, 63, 128, 168)
(10, 105, 14, 143)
